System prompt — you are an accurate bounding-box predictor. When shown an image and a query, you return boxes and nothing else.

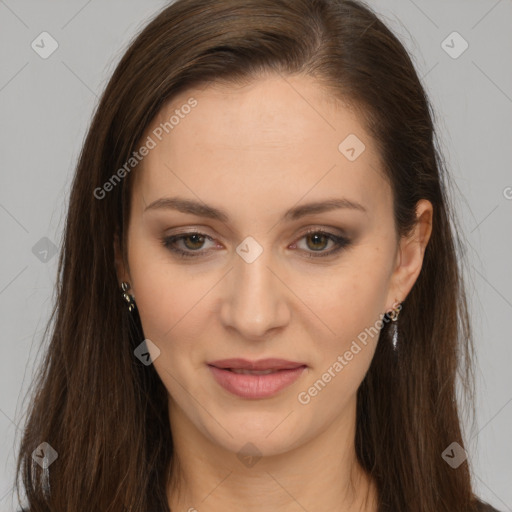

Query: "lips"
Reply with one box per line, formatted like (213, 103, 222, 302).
(207, 358, 307, 399)
(228, 368, 276, 375)
(208, 358, 306, 371)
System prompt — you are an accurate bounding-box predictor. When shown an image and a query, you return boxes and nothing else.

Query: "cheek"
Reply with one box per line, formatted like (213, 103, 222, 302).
(134, 275, 208, 351)
(305, 250, 391, 338)
(297, 248, 392, 398)
(297, 275, 388, 412)
(130, 257, 211, 401)
(127, 240, 190, 342)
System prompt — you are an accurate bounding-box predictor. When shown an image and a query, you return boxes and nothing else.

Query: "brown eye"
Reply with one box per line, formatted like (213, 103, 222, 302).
(161, 230, 351, 260)
(305, 232, 330, 251)
(161, 232, 215, 258)
(294, 230, 351, 258)
(181, 234, 207, 250)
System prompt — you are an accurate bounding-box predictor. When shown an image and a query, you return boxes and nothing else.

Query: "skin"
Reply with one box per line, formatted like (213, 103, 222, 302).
(115, 72, 433, 512)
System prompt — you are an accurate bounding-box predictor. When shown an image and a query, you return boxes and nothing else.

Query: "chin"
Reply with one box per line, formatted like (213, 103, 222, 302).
(198, 408, 311, 459)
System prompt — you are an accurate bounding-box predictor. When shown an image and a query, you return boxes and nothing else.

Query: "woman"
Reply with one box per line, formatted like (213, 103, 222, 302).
(14, 0, 502, 511)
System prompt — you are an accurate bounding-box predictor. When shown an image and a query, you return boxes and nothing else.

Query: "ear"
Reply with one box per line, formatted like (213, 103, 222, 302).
(114, 232, 130, 284)
(386, 199, 433, 308)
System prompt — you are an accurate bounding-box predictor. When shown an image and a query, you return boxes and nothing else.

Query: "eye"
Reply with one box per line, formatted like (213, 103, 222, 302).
(291, 229, 351, 258)
(161, 232, 216, 258)
(161, 229, 351, 259)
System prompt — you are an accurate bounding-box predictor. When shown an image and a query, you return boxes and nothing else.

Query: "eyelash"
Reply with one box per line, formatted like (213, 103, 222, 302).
(160, 229, 351, 259)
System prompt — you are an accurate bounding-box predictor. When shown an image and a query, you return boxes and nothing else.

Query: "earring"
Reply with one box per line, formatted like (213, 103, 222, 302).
(387, 299, 402, 350)
(42, 463, 50, 499)
(121, 281, 136, 312)
(31, 454, 51, 499)
(388, 300, 402, 322)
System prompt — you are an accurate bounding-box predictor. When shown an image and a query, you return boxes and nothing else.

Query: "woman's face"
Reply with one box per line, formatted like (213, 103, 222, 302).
(116, 73, 430, 458)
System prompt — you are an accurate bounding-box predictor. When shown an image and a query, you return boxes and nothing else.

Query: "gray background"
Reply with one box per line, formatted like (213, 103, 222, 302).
(1, 0, 511, 510)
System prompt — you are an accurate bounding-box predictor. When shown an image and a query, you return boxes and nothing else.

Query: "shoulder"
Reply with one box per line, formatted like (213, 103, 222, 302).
(474, 498, 503, 512)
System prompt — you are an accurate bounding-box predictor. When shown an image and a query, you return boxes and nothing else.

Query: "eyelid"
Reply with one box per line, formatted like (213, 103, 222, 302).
(296, 225, 349, 238)
(164, 224, 349, 240)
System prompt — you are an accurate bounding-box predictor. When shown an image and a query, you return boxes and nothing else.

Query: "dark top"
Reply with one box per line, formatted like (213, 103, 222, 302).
(476, 501, 502, 512)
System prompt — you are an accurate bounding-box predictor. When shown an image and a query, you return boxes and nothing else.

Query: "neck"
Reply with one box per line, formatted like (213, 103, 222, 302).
(166, 396, 378, 512)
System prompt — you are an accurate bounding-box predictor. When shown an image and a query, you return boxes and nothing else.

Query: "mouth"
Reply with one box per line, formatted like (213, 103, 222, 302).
(207, 357, 306, 372)
(207, 358, 307, 399)
(222, 368, 285, 375)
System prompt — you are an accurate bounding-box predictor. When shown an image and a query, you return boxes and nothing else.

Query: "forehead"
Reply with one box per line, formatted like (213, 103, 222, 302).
(133, 73, 390, 221)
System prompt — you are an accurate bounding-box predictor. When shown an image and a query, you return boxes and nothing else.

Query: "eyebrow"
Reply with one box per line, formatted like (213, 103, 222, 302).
(143, 196, 367, 222)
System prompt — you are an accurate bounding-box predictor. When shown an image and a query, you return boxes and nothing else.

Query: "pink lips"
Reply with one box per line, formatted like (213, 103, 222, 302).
(207, 358, 307, 399)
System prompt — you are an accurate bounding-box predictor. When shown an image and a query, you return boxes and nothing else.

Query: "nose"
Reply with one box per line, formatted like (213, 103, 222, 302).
(219, 247, 291, 340)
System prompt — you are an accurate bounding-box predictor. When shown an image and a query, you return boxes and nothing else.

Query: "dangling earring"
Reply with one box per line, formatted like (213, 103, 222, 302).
(121, 281, 136, 312)
(387, 299, 402, 350)
(31, 450, 51, 499)
(42, 462, 50, 499)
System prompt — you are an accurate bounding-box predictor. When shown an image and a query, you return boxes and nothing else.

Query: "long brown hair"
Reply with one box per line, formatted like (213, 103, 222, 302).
(15, 0, 481, 510)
